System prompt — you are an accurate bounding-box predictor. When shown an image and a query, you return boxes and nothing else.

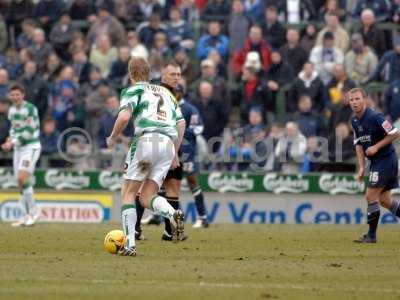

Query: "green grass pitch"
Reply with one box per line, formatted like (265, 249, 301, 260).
(0, 223, 399, 300)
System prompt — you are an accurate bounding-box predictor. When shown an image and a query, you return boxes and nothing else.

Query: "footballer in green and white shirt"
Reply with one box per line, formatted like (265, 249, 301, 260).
(106, 57, 186, 256)
(119, 81, 185, 140)
(1, 84, 41, 227)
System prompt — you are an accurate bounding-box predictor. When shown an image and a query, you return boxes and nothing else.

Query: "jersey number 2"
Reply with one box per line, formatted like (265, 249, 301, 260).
(154, 93, 167, 119)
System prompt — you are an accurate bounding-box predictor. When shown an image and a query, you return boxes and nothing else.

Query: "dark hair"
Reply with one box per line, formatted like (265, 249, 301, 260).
(170, 5, 180, 13)
(9, 83, 25, 94)
(22, 19, 37, 27)
(43, 116, 56, 124)
(163, 60, 180, 69)
(323, 31, 335, 41)
(266, 4, 278, 13)
(208, 20, 220, 26)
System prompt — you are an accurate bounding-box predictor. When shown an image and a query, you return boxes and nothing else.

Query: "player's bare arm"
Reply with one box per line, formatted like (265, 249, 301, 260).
(175, 119, 186, 151)
(171, 119, 186, 169)
(106, 108, 131, 149)
(355, 145, 365, 182)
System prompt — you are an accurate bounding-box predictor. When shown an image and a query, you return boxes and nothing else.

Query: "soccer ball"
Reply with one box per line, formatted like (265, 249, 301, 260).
(104, 230, 126, 254)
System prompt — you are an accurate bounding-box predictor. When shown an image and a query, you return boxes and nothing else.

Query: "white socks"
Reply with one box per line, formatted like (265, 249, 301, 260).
(121, 204, 137, 248)
(23, 186, 38, 215)
(151, 196, 175, 219)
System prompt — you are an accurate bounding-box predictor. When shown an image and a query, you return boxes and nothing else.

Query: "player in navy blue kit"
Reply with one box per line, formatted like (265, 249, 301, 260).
(180, 94, 209, 228)
(349, 88, 400, 243)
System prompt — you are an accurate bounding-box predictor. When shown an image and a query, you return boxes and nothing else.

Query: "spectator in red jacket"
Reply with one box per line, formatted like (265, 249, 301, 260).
(232, 25, 271, 78)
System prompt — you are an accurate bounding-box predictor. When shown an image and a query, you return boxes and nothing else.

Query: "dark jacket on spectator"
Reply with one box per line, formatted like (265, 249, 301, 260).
(19, 74, 49, 120)
(229, 11, 250, 52)
(42, 62, 64, 86)
(28, 43, 54, 72)
(201, 0, 231, 22)
(191, 97, 228, 142)
(291, 111, 326, 138)
(392, 2, 400, 24)
(370, 50, 400, 84)
(265, 61, 294, 113)
(0, 110, 10, 145)
(329, 102, 353, 131)
(358, 24, 387, 58)
(16, 32, 34, 50)
(279, 44, 308, 76)
(73, 61, 93, 84)
(266, 61, 294, 87)
(108, 60, 129, 90)
(68, 0, 95, 20)
(40, 130, 60, 155)
(0, 84, 9, 99)
(232, 38, 271, 76)
(49, 22, 76, 47)
(244, 0, 265, 23)
(49, 22, 77, 61)
(353, 0, 391, 21)
(232, 78, 270, 122)
(385, 79, 400, 122)
(260, 20, 286, 50)
(5, 0, 34, 27)
(97, 110, 133, 149)
(300, 30, 317, 54)
(288, 70, 327, 113)
(34, 0, 65, 22)
(166, 21, 194, 51)
(138, 25, 166, 50)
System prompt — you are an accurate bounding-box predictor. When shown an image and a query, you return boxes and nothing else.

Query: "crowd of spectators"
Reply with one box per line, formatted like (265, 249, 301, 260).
(0, 0, 400, 173)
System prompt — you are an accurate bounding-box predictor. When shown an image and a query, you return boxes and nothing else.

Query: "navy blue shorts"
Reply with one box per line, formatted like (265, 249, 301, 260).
(182, 160, 199, 176)
(368, 153, 399, 192)
(181, 150, 198, 176)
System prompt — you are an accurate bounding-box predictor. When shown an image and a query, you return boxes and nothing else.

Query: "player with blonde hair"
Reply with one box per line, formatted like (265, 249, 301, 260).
(107, 57, 186, 256)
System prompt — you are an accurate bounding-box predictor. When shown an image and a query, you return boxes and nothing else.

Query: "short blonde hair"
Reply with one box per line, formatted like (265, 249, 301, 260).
(129, 56, 150, 82)
(348, 87, 367, 98)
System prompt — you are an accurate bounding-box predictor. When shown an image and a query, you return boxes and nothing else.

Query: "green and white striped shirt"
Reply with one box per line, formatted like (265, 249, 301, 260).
(119, 82, 184, 139)
(8, 101, 41, 149)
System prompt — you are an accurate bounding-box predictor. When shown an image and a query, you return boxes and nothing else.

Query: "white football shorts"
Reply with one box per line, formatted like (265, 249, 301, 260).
(124, 132, 175, 188)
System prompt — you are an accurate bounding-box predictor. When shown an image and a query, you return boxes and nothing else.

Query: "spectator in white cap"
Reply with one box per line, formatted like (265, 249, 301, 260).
(244, 51, 262, 72)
